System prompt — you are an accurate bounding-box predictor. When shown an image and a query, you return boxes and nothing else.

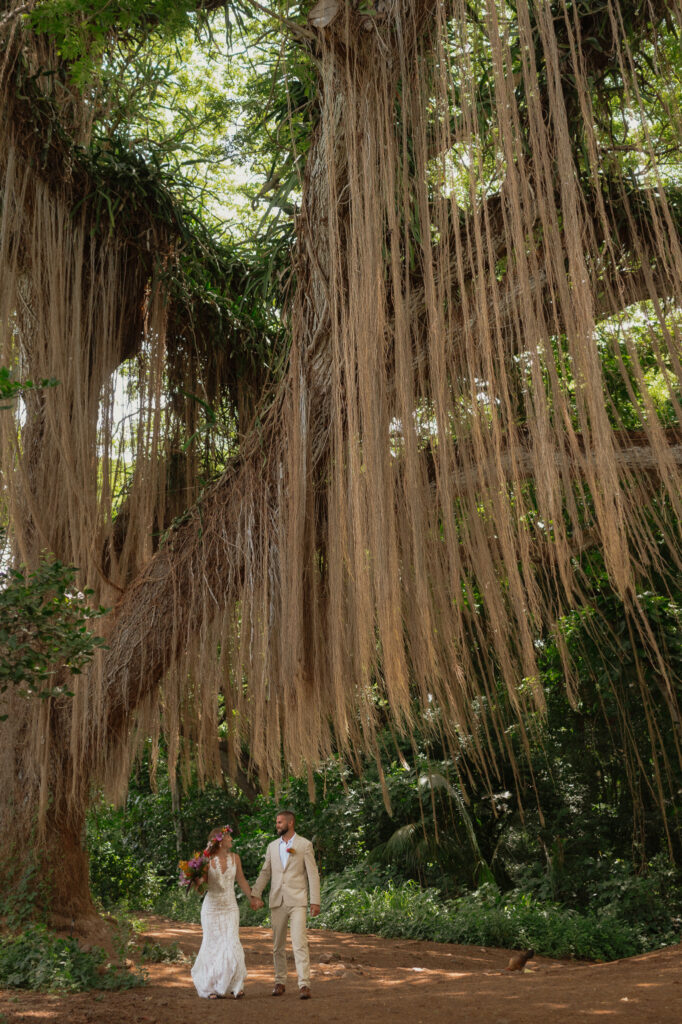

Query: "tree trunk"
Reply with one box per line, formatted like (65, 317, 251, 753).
(0, 693, 98, 930)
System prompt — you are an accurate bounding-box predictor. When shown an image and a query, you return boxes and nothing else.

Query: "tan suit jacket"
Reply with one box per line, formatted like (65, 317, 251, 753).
(252, 835, 320, 909)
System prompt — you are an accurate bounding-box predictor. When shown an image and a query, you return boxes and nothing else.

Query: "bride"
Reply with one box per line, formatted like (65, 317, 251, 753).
(190, 825, 256, 999)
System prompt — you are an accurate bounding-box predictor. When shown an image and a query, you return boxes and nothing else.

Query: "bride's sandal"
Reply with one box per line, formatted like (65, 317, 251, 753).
(234, 991, 245, 999)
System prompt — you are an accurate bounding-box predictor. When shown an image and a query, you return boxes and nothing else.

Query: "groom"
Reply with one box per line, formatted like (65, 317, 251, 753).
(250, 809, 321, 999)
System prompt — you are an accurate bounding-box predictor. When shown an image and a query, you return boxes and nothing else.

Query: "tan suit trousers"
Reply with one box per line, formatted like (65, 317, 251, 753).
(271, 903, 310, 988)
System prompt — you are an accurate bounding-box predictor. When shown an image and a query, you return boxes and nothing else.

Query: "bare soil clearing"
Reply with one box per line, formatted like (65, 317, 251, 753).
(2, 917, 681, 1023)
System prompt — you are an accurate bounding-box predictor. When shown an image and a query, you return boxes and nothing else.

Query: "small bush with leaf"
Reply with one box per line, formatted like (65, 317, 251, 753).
(0, 553, 106, 703)
(137, 940, 187, 963)
(312, 871, 682, 961)
(0, 925, 146, 992)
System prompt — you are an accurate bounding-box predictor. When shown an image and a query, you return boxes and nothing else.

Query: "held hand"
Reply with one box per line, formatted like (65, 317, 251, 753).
(310, 903, 321, 918)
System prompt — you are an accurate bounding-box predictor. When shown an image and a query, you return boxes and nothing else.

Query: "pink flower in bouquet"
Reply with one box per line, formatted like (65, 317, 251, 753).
(178, 851, 209, 890)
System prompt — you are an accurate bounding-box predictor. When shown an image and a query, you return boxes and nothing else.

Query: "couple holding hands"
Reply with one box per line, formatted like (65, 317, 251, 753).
(191, 809, 321, 1001)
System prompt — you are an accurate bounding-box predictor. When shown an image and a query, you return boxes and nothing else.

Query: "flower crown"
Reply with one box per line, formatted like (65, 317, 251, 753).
(203, 824, 233, 858)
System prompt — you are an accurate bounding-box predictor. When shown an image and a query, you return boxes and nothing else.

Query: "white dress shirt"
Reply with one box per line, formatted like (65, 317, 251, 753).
(279, 832, 296, 868)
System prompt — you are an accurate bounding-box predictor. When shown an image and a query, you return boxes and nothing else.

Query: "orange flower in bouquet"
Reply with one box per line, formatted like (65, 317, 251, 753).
(178, 852, 208, 892)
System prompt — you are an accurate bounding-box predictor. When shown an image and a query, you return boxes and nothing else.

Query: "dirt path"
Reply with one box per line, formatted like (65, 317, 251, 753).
(2, 918, 681, 1024)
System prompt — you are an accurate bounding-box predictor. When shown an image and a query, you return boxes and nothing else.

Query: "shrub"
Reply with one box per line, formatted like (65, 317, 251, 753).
(145, 886, 203, 924)
(0, 859, 51, 930)
(0, 925, 147, 992)
(311, 872, 682, 961)
(148, 886, 266, 928)
(89, 833, 165, 911)
(137, 940, 186, 963)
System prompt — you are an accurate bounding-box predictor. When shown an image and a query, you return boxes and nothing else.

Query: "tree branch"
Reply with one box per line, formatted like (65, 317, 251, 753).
(0, 2, 33, 32)
(441, 428, 682, 494)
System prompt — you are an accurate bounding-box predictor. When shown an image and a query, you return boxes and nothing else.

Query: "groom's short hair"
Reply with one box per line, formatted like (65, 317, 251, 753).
(276, 809, 296, 824)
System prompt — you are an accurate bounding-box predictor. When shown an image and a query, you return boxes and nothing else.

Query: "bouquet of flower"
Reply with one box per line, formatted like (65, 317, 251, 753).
(178, 826, 233, 893)
(178, 852, 209, 892)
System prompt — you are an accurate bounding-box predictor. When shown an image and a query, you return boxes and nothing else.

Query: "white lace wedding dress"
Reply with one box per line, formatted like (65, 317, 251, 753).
(191, 853, 247, 998)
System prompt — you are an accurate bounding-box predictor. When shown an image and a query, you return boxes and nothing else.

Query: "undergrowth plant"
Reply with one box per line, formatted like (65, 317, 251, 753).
(0, 925, 147, 992)
(0, 859, 51, 931)
(136, 940, 187, 963)
(312, 871, 682, 961)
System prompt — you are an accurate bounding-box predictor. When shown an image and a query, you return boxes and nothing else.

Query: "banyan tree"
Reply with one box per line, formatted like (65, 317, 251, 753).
(1, 0, 681, 926)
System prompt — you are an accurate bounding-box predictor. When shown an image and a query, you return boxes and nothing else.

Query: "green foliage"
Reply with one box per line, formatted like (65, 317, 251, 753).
(29, 0, 222, 85)
(0, 556, 106, 703)
(147, 885, 203, 924)
(223, 754, 492, 887)
(0, 846, 146, 989)
(0, 925, 146, 992)
(0, 857, 52, 930)
(88, 834, 166, 911)
(529, 566, 682, 872)
(596, 306, 682, 430)
(136, 940, 187, 963)
(0, 367, 58, 409)
(313, 871, 682, 961)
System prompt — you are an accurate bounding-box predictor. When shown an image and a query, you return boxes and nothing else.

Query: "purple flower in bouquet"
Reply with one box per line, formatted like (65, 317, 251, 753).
(178, 851, 209, 890)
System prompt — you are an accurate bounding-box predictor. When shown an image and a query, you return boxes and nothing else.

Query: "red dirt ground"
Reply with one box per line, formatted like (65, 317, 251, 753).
(2, 917, 681, 1024)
